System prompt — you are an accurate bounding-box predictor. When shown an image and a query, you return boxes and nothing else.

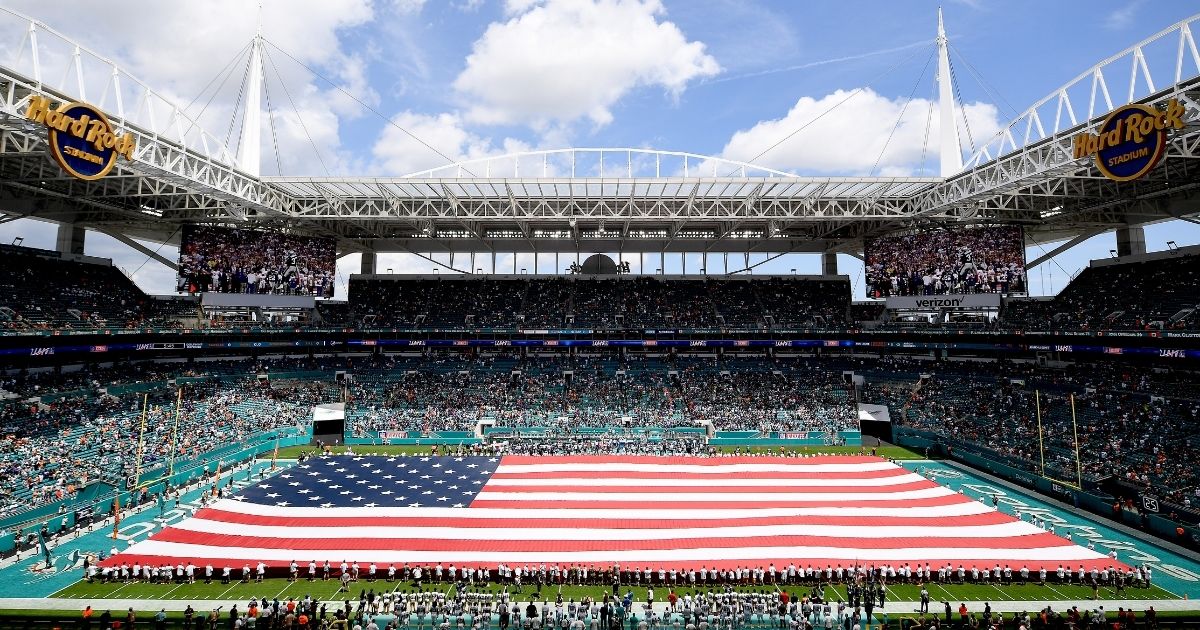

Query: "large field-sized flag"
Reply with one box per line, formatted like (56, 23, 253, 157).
(103, 455, 1116, 571)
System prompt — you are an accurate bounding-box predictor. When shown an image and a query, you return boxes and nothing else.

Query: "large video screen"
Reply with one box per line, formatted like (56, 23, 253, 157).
(178, 226, 336, 297)
(864, 226, 1026, 298)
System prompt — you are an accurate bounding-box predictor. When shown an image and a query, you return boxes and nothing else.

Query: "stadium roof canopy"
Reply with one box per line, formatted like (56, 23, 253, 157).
(0, 10, 1199, 262)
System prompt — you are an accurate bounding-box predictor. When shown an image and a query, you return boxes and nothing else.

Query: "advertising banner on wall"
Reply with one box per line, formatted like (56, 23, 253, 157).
(884, 293, 1001, 310)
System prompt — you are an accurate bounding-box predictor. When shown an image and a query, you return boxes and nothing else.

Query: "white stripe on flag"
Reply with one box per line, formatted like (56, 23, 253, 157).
(168, 519, 1050, 541)
(205, 499, 998, 520)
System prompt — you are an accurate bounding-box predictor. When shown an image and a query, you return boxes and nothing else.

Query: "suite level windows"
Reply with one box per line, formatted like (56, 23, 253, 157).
(627, 230, 668, 239)
(483, 230, 523, 239)
(533, 230, 572, 239)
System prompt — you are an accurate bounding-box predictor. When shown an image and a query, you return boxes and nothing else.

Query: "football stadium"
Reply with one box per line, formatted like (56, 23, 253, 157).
(0, 1, 1199, 628)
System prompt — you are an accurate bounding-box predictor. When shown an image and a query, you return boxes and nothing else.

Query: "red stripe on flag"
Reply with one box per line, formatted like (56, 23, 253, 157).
(478, 481, 940, 494)
(149, 529, 1077, 553)
(497, 455, 890, 466)
(99, 554, 1121, 573)
(467, 494, 974, 509)
(488, 468, 914, 480)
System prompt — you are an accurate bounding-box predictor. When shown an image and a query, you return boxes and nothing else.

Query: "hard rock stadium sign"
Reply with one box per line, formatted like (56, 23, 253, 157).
(24, 95, 136, 181)
(1072, 98, 1185, 182)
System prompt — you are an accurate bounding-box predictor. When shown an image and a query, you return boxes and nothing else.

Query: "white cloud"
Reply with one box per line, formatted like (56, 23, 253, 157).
(392, 0, 429, 13)
(718, 88, 1003, 176)
(1103, 0, 1142, 30)
(454, 0, 720, 127)
(371, 111, 534, 175)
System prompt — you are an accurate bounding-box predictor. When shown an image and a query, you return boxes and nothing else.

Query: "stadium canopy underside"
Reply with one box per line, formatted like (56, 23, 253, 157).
(0, 13, 1199, 260)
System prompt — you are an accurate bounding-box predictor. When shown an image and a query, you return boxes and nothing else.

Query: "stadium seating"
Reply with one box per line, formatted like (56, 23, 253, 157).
(862, 358, 1200, 508)
(1003, 252, 1200, 331)
(3, 244, 1200, 334)
(0, 355, 862, 517)
(3, 350, 1200, 535)
(345, 275, 849, 329)
(0, 247, 155, 331)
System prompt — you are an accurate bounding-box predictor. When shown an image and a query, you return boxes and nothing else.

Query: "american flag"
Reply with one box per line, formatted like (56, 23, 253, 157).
(106, 455, 1114, 570)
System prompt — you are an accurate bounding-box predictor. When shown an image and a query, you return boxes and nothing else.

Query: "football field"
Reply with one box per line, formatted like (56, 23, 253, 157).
(0, 455, 1195, 614)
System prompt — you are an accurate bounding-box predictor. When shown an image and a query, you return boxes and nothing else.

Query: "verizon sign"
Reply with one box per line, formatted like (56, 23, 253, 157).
(885, 293, 1001, 310)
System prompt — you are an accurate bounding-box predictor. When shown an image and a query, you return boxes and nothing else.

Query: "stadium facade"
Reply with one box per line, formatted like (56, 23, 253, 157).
(3, 8, 1200, 619)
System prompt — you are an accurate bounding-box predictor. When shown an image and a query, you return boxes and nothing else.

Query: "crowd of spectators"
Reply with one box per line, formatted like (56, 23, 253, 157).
(0, 374, 315, 518)
(861, 357, 1200, 512)
(865, 227, 1027, 298)
(346, 276, 849, 330)
(6, 350, 1200, 530)
(0, 247, 174, 332)
(1003, 254, 1200, 331)
(6, 239, 1200, 335)
(347, 355, 857, 435)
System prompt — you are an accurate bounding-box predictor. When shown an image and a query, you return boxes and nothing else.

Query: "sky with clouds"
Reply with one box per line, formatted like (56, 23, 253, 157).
(0, 0, 1196, 300)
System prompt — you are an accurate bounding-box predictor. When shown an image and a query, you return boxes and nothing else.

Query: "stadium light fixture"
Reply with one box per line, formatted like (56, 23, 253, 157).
(1166, 241, 1178, 250)
(11, 237, 22, 246)
(1040, 206, 1063, 219)
(387, 268, 393, 274)
(1109, 250, 1118, 258)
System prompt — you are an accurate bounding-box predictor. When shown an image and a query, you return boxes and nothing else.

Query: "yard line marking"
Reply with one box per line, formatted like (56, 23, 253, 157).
(1044, 583, 1070, 600)
(216, 581, 241, 599)
(986, 583, 1015, 601)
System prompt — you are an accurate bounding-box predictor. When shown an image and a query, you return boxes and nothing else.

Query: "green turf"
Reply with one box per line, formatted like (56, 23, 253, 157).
(267, 445, 927, 460)
(711, 445, 926, 459)
(270, 445, 429, 459)
(51, 578, 1177, 605)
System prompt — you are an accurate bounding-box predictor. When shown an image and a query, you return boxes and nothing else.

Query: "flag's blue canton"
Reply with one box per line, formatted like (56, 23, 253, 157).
(233, 456, 501, 508)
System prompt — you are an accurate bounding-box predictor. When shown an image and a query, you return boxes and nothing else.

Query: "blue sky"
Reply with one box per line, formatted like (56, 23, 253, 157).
(0, 0, 1197, 299)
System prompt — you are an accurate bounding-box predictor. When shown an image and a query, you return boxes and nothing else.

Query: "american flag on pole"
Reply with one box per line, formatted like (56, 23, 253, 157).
(106, 455, 1114, 570)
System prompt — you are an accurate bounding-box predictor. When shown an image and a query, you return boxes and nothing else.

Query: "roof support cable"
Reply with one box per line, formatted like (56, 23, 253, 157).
(728, 43, 934, 176)
(260, 49, 285, 177)
(947, 54, 977, 156)
(870, 48, 937, 177)
(948, 41, 1021, 120)
(262, 38, 475, 177)
(262, 46, 331, 177)
(223, 47, 255, 158)
(918, 78, 936, 176)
